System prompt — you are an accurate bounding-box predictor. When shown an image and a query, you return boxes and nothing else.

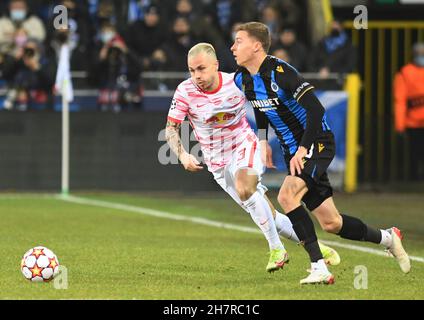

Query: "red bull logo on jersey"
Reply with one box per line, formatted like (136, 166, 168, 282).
(205, 112, 236, 125)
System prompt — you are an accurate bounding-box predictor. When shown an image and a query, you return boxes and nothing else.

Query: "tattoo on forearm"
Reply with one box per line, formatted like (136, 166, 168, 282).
(165, 121, 185, 158)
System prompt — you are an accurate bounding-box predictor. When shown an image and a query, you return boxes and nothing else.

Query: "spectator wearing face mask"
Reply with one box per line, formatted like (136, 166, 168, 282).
(91, 22, 143, 112)
(126, 5, 167, 70)
(9, 27, 29, 57)
(158, 16, 196, 72)
(173, 0, 235, 72)
(308, 20, 357, 78)
(394, 43, 424, 181)
(0, 26, 28, 83)
(1, 38, 56, 111)
(45, 0, 93, 72)
(0, 0, 46, 55)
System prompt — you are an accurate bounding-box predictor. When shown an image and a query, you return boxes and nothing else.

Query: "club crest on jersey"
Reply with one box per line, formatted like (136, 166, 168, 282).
(227, 95, 242, 105)
(276, 65, 284, 73)
(212, 99, 223, 105)
(271, 81, 279, 93)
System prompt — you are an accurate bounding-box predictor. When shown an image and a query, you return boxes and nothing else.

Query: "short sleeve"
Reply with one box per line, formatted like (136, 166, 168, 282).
(167, 86, 190, 123)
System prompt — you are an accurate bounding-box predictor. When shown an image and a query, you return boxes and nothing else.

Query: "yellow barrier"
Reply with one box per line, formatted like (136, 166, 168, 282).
(344, 21, 424, 29)
(344, 74, 361, 193)
(343, 21, 424, 183)
(321, 0, 333, 27)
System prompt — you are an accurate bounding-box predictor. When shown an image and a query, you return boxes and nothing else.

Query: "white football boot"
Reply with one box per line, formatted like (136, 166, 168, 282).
(386, 227, 411, 274)
(300, 264, 335, 285)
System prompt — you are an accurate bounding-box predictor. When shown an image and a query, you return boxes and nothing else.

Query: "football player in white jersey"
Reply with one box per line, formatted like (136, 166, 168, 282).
(165, 43, 340, 272)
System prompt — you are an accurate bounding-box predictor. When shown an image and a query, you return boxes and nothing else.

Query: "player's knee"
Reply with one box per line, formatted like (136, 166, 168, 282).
(277, 188, 296, 211)
(236, 185, 255, 202)
(278, 176, 306, 210)
(321, 217, 342, 234)
(235, 169, 258, 201)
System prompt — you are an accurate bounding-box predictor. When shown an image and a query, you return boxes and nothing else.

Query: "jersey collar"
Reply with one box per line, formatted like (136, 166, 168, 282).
(258, 55, 275, 74)
(200, 72, 223, 95)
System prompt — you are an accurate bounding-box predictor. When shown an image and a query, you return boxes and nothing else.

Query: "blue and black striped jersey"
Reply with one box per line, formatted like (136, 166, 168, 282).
(234, 56, 331, 156)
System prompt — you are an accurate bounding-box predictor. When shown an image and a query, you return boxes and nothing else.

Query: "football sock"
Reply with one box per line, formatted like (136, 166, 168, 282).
(311, 259, 329, 273)
(242, 191, 284, 250)
(338, 214, 389, 246)
(274, 210, 300, 242)
(287, 205, 323, 263)
(380, 229, 393, 248)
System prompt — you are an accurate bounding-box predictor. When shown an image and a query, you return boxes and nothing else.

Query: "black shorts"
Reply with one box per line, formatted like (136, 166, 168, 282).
(284, 132, 335, 211)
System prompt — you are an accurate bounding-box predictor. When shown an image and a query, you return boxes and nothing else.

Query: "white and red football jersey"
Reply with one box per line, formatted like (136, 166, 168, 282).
(167, 72, 258, 172)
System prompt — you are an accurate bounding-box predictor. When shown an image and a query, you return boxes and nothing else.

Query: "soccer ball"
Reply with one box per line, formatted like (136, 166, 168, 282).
(21, 246, 60, 282)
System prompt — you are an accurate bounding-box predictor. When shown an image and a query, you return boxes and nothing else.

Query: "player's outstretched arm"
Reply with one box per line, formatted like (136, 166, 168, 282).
(165, 119, 203, 172)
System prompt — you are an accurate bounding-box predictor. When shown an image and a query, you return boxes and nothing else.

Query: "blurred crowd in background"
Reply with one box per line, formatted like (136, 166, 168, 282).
(0, 0, 357, 111)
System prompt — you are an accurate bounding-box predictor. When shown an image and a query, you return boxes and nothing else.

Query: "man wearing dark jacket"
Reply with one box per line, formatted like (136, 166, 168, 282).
(308, 20, 356, 78)
(126, 5, 166, 68)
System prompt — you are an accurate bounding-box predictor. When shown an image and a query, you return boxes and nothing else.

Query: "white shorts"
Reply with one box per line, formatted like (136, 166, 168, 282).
(212, 138, 268, 213)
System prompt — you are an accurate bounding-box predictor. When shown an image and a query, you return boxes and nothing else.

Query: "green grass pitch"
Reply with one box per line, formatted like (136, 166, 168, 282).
(0, 192, 423, 300)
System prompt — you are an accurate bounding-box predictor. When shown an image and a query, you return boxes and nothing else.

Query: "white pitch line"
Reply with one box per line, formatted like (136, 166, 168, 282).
(56, 194, 260, 234)
(54, 194, 424, 264)
(0, 193, 56, 199)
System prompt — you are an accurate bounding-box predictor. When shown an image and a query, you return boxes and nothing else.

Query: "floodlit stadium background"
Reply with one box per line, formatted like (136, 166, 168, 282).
(0, 0, 423, 300)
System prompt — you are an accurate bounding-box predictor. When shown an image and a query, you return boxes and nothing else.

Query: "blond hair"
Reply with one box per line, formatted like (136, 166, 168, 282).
(188, 43, 217, 59)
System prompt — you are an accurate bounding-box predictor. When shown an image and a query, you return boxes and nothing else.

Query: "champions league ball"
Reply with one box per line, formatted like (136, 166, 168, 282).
(21, 246, 60, 282)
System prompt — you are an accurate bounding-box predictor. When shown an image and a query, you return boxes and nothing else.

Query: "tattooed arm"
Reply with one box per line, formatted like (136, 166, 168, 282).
(165, 119, 186, 159)
(165, 119, 203, 172)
